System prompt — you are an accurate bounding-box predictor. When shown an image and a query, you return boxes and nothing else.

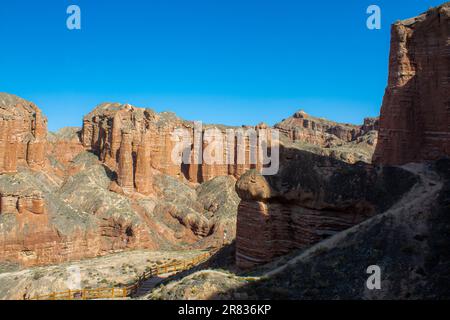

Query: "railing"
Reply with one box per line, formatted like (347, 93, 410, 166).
(29, 250, 214, 300)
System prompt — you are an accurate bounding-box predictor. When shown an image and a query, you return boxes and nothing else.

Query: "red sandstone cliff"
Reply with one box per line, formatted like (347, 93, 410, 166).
(81, 103, 271, 190)
(0, 93, 47, 173)
(373, 3, 450, 165)
(0, 95, 244, 267)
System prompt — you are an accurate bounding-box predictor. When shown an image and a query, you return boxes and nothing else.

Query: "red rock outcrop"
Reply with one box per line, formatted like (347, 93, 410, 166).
(373, 3, 450, 165)
(0, 214, 156, 267)
(0, 192, 46, 215)
(275, 110, 378, 164)
(135, 138, 153, 194)
(275, 110, 377, 146)
(82, 103, 273, 189)
(0, 96, 244, 268)
(47, 127, 85, 167)
(117, 131, 135, 193)
(0, 93, 47, 173)
(235, 147, 419, 269)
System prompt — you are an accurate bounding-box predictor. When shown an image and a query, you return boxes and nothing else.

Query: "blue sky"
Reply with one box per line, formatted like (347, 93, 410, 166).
(0, 0, 445, 131)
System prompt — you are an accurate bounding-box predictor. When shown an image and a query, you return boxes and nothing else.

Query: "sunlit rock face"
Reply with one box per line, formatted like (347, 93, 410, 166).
(275, 110, 379, 164)
(0, 96, 241, 268)
(81, 103, 272, 189)
(0, 93, 47, 174)
(373, 3, 450, 165)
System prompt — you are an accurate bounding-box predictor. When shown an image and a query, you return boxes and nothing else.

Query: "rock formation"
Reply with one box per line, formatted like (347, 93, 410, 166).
(0, 192, 46, 215)
(275, 110, 378, 146)
(134, 138, 152, 194)
(47, 127, 85, 167)
(235, 147, 418, 268)
(117, 131, 135, 193)
(161, 159, 448, 300)
(81, 103, 273, 188)
(0, 93, 47, 173)
(0, 97, 242, 267)
(0, 93, 382, 269)
(373, 3, 450, 165)
(234, 3, 449, 269)
(230, 159, 450, 300)
(275, 110, 378, 164)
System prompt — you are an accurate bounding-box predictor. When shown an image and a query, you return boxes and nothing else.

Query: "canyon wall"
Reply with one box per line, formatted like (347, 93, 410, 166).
(373, 3, 450, 165)
(0, 97, 158, 267)
(235, 147, 418, 268)
(234, 3, 449, 269)
(0, 96, 242, 267)
(0, 93, 47, 174)
(81, 103, 272, 191)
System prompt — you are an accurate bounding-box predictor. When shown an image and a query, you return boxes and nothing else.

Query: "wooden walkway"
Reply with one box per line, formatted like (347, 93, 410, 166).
(29, 250, 215, 300)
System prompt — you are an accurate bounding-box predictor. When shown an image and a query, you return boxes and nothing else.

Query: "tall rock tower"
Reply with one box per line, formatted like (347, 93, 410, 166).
(0, 93, 47, 173)
(373, 3, 450, 165)
(117, 130, 135, 193)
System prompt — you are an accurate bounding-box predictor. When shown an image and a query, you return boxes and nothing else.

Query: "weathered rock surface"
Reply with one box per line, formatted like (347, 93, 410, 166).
(150, 174, 239, 243)
(47, 127, 85, 167)
(82, 103, 274, 189)
(276, 111, 378, 164)
(0, 93, 47, 173)
(0, 249, 205, 300)
(233, 3, 449, 269)
(373, 3, 450, 165)
(230, 160, 450, 299)
(148, 159, 449, 300)
(235, 146, 418, 268)
(0, 97, 241, 268)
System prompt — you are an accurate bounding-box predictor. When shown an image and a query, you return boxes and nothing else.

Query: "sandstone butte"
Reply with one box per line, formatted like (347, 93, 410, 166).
(373, 3, 450, 165)
(235, 3, 450, 268)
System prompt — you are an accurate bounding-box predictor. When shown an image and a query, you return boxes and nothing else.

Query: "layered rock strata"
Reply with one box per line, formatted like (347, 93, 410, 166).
(0, 93, 47, 173)
(82, 103, 273, 190)
(373, 3, 450, 165)
(0, 94, 242, 267)
(275, 111, 379, 164)
(0, 192, 46, 215)
(275, 110, 378, 147)
(235, 147, 418, 268)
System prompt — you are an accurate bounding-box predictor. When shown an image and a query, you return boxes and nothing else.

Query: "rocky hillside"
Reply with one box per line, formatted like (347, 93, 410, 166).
(148, 159, 450, 300)
(234, 149, 417, 268)
(0, 94, 240, 269)
(143, 2, 450, 300)
(276, 111, 378, 163)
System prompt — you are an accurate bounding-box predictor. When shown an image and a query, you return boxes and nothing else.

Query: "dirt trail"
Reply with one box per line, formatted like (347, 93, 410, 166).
(263, 163, 443, 278)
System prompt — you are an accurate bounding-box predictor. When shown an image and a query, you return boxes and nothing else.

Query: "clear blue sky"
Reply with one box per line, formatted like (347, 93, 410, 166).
(0, 0, 445, 131)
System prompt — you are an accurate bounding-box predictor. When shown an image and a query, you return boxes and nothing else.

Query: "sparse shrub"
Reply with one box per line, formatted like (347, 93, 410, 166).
(32, 272, 44, 281)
